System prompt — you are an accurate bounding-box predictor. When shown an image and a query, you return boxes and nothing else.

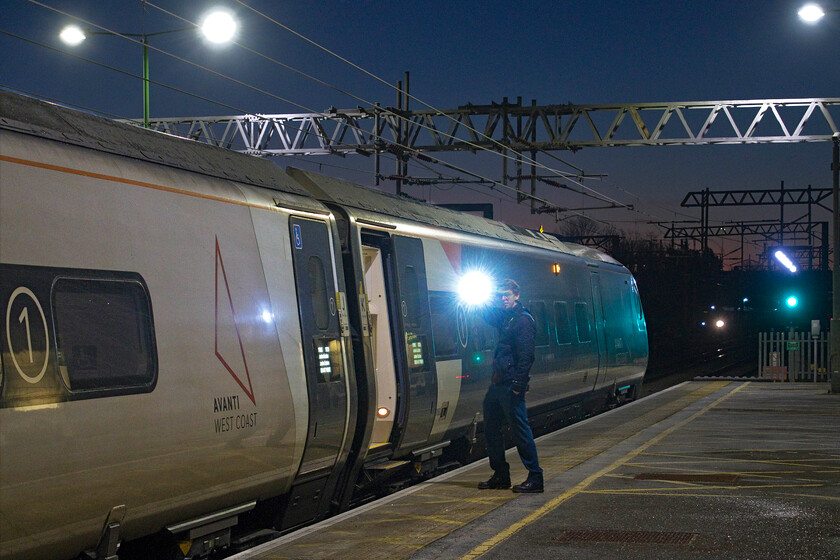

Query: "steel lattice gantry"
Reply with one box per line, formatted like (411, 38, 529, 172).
(673, 184, 832, 269)
(655, 221, 830, 270)
(142, 98, 840, 156)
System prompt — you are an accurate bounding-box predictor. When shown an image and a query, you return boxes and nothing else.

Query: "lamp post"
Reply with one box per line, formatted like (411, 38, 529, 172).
(797, 3, 840, 391)
(832, 134, 840, 392)
(60, 10, 236, 128)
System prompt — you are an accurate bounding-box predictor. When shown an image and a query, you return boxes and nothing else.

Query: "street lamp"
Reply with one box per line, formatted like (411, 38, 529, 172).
(59, 10, 236, 128)
(798, 3, 840, 22)
(798, 3, 827, 22)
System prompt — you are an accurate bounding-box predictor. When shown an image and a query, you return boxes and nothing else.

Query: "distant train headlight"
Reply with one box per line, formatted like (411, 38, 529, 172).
(457, 271, 493, 306)
(715, 319, 725, 328)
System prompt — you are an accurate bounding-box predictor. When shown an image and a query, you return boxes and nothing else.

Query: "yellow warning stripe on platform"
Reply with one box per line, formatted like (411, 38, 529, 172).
(459, 381, 745, 560)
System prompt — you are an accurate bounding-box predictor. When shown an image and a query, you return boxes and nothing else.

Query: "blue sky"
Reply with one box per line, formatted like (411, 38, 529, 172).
(2, 0, 839, 262)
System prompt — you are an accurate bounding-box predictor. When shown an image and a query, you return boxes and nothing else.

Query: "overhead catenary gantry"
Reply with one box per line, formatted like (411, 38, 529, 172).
(654, 183, 834, 270)
(142, 96, 840, 218)
(143, 97, 840, 155)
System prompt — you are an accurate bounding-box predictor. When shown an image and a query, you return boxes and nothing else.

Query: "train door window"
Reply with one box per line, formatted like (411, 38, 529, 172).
(554, 302, 573, 344)
(528, 300, 549, 347)
(307, 256, 330, 330)
(574, 302, 592, 343)
(52, 278, 156, 392)
(429, 292, 459, 360)
(402, 265, 421, 328)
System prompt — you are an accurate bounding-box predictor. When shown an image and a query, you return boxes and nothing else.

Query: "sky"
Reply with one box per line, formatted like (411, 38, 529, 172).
(2, 0, 839, 267)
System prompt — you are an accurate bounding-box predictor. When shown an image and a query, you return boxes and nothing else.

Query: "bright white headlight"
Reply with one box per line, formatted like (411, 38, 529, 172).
(457, 271, 493, 306)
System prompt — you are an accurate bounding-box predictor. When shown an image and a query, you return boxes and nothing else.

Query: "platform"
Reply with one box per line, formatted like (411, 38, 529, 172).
(229, 381, 840, 560)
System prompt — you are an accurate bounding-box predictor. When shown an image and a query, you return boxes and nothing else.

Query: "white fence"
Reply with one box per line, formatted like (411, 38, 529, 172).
(758, 331, 830, 382)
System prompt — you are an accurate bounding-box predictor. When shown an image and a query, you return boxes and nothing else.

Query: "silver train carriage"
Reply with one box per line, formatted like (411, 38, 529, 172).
(0, 91, 647, 560)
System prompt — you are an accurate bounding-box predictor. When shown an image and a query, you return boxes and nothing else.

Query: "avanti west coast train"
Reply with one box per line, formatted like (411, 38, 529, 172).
(0, 91, 647, 560)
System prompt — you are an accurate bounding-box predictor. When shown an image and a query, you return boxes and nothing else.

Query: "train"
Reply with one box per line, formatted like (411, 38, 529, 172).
(0, 90, 647, 560)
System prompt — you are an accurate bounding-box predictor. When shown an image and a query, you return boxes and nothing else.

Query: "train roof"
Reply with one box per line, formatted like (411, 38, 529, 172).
(0, 90, 312, 199)
(287, 167, 624, 267)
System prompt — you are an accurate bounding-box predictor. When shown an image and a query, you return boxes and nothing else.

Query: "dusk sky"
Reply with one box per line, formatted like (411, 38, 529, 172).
(2, 0, 839, 265)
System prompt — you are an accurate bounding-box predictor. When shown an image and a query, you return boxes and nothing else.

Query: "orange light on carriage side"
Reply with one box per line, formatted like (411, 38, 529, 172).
(377, 407, 390, 418)
(552, 263, 562, 275)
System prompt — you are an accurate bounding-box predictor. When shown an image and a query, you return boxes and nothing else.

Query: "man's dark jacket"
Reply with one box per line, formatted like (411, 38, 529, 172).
(484, 303, 536, 393)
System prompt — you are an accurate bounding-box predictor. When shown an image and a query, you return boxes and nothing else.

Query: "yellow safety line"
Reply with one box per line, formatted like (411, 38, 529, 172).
(459, 382, 746, 560)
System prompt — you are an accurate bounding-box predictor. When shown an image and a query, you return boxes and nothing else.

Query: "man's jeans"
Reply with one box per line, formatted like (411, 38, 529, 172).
(482, 383, 543, 481)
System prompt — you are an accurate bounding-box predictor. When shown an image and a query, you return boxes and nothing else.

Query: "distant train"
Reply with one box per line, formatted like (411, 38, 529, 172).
(0, 91, 647, 560)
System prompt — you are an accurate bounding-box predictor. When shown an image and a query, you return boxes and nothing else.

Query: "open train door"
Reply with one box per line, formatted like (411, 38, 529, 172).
(359, 233, 438, 461)
(283, 216, 348, 529)
(389, 235, 438, 454)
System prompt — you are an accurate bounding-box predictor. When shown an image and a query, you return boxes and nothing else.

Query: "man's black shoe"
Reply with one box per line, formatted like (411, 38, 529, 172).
(477, 474, 511, 489)
(512, 479, 544, 493)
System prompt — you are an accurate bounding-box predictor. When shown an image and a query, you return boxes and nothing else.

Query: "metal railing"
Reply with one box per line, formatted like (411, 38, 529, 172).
(758, 331, 829, 382)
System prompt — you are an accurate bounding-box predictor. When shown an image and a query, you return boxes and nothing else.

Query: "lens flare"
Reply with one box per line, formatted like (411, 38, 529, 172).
(457, 271, 493, 306)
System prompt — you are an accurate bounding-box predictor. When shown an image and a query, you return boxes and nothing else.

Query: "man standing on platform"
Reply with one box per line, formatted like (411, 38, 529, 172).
(478, 279, 544, 493)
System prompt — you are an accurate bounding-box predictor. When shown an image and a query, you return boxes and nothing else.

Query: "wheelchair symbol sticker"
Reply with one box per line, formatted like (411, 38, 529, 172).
(293, 224, 303, 250)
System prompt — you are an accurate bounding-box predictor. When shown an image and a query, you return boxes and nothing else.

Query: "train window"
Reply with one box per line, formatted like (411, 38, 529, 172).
(471, 317, 495, 352)
(575, 302, 592, 343)
(528, 301, 549, 347)
(308, 256, 330, 330)
(52, 278, 156, 392)
(632, 287, 646, 331)
(429, 292, 459, 359)
(554, 302, 573, 344)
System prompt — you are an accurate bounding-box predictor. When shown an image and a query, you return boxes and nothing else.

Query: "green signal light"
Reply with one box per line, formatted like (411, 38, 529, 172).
(470, 352, 483, 364)
(786, 296, 798, 308)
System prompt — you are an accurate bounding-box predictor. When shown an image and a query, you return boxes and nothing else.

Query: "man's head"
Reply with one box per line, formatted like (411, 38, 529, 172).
(499, 279, 521, 309)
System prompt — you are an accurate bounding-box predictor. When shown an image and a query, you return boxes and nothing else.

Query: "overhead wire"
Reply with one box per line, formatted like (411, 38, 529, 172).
(151, 0, 634, 211)
(21, 0, 686, 228)
(22, 0, 574, 214)
(226, 0, 659, 213)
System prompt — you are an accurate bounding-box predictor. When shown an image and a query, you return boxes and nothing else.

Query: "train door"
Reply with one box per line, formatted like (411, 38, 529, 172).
(361, 244, 398, 448)
(361, 233, 438, 454)
(589, 272, 608, 389)
(289, 217, 348, 475)
(390, 235, 438, 452)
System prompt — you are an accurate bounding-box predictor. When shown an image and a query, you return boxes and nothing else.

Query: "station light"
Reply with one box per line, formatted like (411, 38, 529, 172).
(457, 271, 493, 306)
(59, 25, 86, 46)
(774, 250, 798, 273)
(798, 3, 826, 22)
(200, 10, 237, 43)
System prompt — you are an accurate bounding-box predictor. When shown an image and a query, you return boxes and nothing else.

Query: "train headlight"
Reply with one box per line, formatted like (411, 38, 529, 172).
(457, 271, 493, 306)
(715, 319, 725, 328)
